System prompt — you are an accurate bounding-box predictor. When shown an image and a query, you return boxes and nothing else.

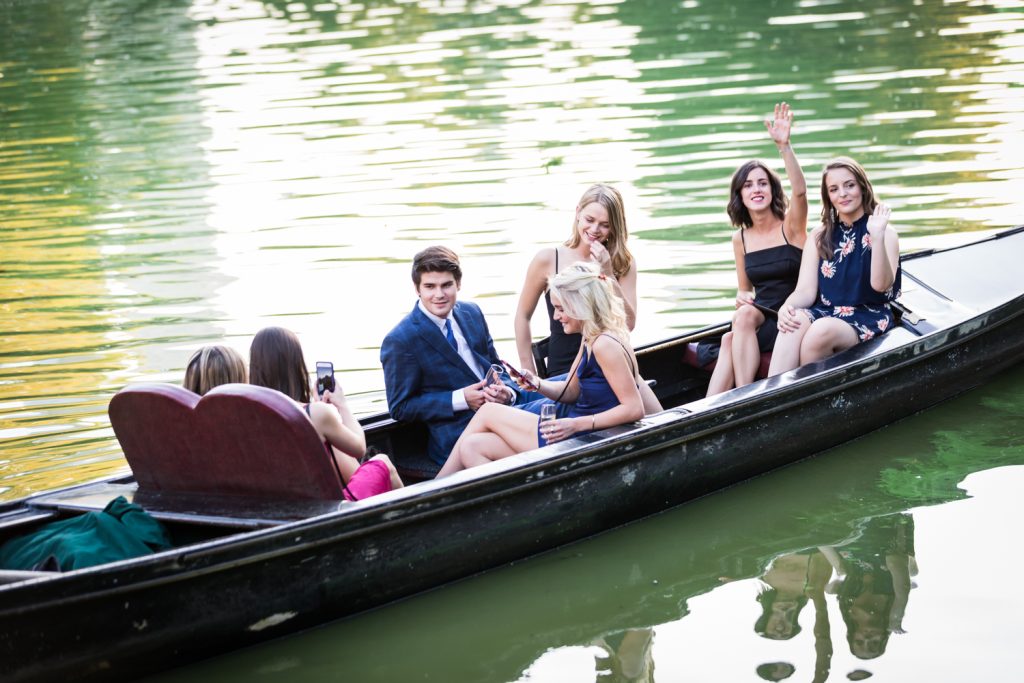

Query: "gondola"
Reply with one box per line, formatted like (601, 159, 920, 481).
(2, 226, 1023, 683)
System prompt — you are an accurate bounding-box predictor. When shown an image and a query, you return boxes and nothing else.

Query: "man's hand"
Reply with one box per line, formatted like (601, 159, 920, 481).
(483, 383, 514, 405)
(463, 379, 489, 411)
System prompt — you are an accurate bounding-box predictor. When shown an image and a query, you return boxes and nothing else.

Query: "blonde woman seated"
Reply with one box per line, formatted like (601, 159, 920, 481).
(437, 262, 645, 477)
(183, 344, 247, 395)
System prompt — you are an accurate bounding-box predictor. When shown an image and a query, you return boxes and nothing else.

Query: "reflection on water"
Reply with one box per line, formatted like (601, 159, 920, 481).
(144, 366, 1024, 682)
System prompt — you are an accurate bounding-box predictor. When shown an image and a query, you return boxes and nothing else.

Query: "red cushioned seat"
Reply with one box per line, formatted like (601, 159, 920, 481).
(109, 383, 345, 501)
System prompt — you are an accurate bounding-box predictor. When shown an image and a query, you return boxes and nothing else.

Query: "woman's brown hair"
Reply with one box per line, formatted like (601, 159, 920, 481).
(249, 327, 311, 403)
(726, 160, 787, 228)
(183, 345, 247, 396)
(817, 157, 877, 260)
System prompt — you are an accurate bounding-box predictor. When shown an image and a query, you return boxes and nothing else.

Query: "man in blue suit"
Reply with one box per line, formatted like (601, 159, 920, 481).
(381, 246, 520, 472)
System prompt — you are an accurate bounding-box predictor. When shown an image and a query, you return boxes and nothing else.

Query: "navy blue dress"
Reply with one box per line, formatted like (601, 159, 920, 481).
(806, 214, 900, 341)
(536, 342, 620, 446)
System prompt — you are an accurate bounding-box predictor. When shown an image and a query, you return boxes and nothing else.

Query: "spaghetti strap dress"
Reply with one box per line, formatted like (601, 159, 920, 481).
(806, 214, 901, 341)
(537, 342, 621, 446)
(543, 248, 583, 376)
(742, 224, 803, 352)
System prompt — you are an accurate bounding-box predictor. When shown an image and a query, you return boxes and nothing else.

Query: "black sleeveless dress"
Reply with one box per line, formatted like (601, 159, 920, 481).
(742, 225, 803, 351)
(543, 248, 583, 376)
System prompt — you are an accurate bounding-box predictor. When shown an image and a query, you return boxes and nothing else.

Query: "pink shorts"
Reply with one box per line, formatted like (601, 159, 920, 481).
(343, 460, 392, 501)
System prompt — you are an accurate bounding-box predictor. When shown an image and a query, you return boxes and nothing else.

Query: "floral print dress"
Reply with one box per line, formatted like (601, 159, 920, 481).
(806, 214, 901, 341)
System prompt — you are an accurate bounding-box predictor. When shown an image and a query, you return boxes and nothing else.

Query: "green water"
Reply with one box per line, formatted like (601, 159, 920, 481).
(2, 0, 1023, 679)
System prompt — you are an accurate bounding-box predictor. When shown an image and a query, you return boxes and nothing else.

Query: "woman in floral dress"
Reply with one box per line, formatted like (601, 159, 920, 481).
(767, 157, 901, 376)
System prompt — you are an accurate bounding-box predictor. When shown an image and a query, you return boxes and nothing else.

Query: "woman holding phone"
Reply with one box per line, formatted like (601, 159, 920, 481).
(437, 262, 645, 477)
(249, 326, 403, 500)
(513, 183, 637, 377)
(706, 102, 808, 396)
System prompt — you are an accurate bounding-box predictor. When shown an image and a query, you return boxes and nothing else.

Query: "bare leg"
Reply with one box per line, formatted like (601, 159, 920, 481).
(731, 305, 766, 387)
(799, 318, 860, 364)
(706, 332, 735, 396)
(458, 433, 517, 469)
(768, 310, 812, 376)
(437, 403, 540, 478)
(332, 450, 360, 481)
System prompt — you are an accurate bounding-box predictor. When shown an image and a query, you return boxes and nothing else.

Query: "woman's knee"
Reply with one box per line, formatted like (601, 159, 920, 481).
(732, 305, 762, 332)
(802, 320, 856, 359)
(720, 331, 733, 351)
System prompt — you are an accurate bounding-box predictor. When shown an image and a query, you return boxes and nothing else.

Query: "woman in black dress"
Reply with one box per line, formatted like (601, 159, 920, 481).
(513, 183, 637, 378)
(706, 103, 808, 396)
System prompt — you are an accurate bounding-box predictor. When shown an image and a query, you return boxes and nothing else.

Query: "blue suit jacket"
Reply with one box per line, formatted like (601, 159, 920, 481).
(381, 301, 519, 467)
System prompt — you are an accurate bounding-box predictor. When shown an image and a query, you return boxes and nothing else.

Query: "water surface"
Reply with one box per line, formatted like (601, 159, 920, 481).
(2, 1, 1023, 679)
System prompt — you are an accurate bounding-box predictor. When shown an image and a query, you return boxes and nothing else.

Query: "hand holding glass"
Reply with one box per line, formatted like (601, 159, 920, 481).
(484, 364, 504, 388)
(540, 403, 558, 442)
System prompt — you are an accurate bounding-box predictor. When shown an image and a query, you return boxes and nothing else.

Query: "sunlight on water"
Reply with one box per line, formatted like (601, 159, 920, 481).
(1, 0, 1022, 499)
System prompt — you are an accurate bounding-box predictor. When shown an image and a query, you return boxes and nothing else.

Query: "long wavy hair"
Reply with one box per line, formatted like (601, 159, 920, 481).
(183, 345, 247, 396)
(564, 183, 633, 279)
(548, 261, 628, 343)
(249, 327, 312, 403)
(817, 157, 878, 260)
(727, 160, 787, 228)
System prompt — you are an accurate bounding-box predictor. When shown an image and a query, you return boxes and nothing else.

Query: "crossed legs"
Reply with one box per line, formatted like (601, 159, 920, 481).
(707, 305, 766, 396)
(437, 402, 540, 477)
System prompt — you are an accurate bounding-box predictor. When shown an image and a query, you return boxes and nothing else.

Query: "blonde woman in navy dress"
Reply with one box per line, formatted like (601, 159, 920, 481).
(706, 102, 808, 396)
(768, 157, 901, 376)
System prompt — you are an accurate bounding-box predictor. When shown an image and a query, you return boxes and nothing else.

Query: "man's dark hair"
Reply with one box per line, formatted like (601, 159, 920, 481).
(412, 245, 462, 286)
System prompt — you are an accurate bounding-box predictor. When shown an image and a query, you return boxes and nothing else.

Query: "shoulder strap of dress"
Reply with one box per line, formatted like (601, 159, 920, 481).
(781, 222, 791, 246)
(598, 333, 639, 384)
(303, 403, 311, 416)
(740, 228, 748, 253)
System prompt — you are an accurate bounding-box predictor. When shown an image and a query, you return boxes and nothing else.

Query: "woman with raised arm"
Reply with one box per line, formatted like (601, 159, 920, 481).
(767, 158, 901, 376)
(706, 102, 808, 396)
(514, 183, 637, 378)
(438, 262, 645, 477)
(249, 326, 403, 500)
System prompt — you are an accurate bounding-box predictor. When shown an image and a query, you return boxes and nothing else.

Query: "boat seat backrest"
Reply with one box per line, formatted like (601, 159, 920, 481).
(109, 383, 345, 501)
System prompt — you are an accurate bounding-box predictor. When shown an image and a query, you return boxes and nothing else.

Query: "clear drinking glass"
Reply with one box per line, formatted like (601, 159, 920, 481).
(540, 402, 558, 432)
(485, 364, 504, 387)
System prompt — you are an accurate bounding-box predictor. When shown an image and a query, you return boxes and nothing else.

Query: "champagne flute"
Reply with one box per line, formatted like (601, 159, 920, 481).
(540, 403, 558, 443)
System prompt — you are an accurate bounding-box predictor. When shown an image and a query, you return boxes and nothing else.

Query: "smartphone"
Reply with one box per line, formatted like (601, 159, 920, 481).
(315, 361, 335, 397)
(501, 359, 539, 391)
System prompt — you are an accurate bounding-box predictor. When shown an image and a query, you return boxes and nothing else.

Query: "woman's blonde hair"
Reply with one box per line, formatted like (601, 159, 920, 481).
(183, 345, 247, 396)
(565, 183, 634, 280)
(548, 261, 628, 342)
